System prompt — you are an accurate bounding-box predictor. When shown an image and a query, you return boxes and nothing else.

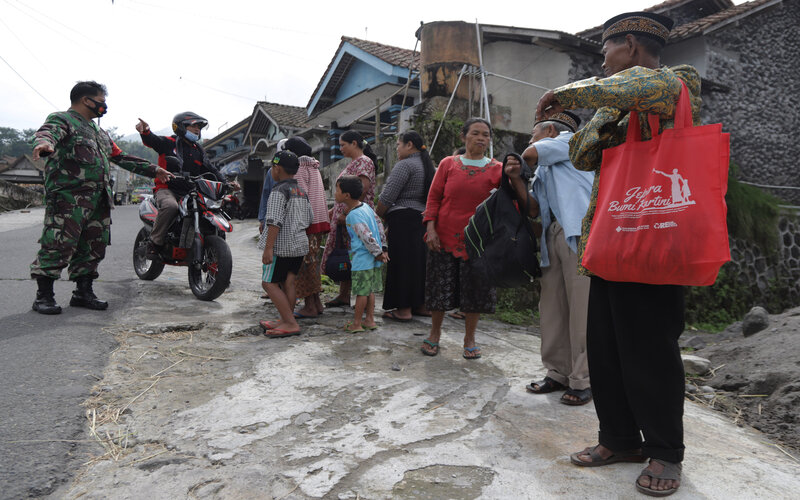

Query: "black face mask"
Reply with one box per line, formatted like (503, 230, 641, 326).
(85, 97, 108, 118)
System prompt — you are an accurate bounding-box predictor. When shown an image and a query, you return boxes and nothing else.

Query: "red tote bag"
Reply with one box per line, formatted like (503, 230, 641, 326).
(581, 81, 730, 286)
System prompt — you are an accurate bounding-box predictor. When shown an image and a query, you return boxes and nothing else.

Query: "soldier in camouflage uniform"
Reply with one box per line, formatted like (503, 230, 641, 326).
(30, 81, 172, 315)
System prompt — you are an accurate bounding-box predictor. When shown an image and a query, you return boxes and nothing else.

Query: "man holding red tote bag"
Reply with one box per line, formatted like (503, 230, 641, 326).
(537, 11, 729, 497)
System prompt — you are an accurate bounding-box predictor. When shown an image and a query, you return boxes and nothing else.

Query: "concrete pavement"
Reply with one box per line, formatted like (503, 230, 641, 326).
(2, 209, 796, 499)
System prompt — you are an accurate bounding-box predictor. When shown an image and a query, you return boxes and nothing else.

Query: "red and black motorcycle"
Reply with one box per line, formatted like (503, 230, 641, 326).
(132, 173, 233, 301)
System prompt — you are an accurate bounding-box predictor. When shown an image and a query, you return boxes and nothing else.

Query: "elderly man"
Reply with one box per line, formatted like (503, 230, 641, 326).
(536, 11, 700, 497)
(515, 111, 595, 406)
(31, 81, 172, 314)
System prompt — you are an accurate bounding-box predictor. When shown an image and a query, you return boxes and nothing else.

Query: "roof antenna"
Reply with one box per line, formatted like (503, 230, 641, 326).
(365, 27, 368, 39)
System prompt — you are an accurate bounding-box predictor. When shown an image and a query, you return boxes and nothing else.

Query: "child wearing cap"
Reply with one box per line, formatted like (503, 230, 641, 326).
(335, 175, 388, 332)
(258, 150, 313, 338)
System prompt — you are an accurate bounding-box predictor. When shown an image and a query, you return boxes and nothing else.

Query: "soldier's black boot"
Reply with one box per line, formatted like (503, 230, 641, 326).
(32, 277, 62, 315)
(70, 277, 109, 310)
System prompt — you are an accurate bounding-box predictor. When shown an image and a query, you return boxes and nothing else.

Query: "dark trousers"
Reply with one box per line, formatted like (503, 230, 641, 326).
(588, 277, 686, 463)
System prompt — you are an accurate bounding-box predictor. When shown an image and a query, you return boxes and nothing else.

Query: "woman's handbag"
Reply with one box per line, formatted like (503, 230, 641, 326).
(324, 224, 351, 282)
(581, 81, 731, 286)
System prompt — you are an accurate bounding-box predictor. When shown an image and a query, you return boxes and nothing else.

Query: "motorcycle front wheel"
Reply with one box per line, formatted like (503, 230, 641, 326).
(133, 227, 165, 280)
(188, 235, 232, 301)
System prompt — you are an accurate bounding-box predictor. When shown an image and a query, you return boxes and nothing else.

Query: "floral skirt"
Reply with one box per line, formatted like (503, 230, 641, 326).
(295, 233, 324, 298)
(424, 251, 496, 314)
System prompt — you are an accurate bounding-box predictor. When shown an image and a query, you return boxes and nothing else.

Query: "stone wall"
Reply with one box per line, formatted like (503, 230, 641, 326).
(727, 210, 800, 303)
(702, 0, 800, 204)
(0, 179, 42, 209)
(567, 52, 605, 129)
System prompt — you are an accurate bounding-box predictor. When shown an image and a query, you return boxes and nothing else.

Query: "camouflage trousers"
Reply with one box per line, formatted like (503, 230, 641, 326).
(30, 190, 111, 281)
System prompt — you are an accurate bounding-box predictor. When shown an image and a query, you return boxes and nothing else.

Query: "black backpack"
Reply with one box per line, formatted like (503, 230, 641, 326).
(464, 153, 541, 288)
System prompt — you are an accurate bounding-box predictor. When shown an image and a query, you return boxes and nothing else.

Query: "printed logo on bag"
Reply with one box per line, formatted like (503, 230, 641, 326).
(607, 168, 695, 219)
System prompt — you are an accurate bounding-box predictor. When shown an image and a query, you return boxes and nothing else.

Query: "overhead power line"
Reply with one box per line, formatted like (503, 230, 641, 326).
(0, 53, 58, 110)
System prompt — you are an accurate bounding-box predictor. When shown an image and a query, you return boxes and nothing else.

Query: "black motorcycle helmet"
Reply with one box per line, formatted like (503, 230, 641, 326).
(172, 111, 208, 138)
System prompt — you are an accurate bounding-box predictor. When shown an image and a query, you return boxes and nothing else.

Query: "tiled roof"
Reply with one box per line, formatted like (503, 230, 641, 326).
(307, 36, 419, 110)
(256, 102, 309, 128)
(669, 0, 781, 41)
(341, 36, 420, 71)
(577, 0, 734, 38)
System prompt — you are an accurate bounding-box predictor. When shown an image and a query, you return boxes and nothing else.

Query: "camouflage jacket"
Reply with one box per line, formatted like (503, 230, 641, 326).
(32, 109, 157, 203)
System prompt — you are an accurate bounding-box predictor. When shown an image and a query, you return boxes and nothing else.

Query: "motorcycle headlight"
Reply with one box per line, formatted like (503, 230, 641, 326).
(205, 199, 222, 209)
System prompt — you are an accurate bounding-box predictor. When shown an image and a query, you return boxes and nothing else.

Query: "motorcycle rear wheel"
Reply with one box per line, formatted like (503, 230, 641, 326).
(188, 235, 232, 301)
(133, 227, 165, 280)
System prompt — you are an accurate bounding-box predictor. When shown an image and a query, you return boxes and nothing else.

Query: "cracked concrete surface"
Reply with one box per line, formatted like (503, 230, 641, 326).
(44, 219, 799, 499)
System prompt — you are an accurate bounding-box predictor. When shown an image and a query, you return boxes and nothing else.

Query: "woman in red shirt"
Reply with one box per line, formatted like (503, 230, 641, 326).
(421, 118, 502, 359)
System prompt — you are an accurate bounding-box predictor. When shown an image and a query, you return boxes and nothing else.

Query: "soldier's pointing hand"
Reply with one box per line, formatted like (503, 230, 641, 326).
(135, 118, 150, 134)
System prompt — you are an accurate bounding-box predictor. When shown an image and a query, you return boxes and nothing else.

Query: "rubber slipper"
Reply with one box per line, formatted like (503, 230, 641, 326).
(421, 339, 439, 356)
(526, 376, 567, 394)
(293, 311, 319, 319)
(448, 311, 466, 320)
(463, 346, 481, 359)
(560, 387, 593, 406)
(263, 328, 301, 338)
(635, 459, 682, 497)
(382, 310, 412, 323)
(569, 445, 646, 467)
(259, 320, 278, 331)
(343, 322, 365, 333)
(363, 324, 378, 331)
(325, 298, 350, 308)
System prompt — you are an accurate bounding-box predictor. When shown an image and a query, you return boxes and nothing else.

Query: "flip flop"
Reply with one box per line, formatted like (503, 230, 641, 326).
(448, 311, 466, 320)
(293, 311, 319, 319)
(560, 387, 593, 406)
(421, 339, 439, 356)
(635, 459, 682, 497)
(343, 322, 365, 333)
(412, 310, 432, 317)
(325, 298, 350, 308)
(363, 324, 379, 331)
(263, 328, 301, 338)
(259, 320, 278, 331)
(382, 310, 412, 323)
(463, 346, 481, 359)
(526, 376, 567, 394)
(569, 445, 647, 467)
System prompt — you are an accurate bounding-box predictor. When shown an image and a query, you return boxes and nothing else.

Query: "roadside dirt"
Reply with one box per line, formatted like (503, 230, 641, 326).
(690, 307, 800, 455)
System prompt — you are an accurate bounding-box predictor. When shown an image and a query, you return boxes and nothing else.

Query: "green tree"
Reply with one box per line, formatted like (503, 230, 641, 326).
(0, 127, 37, 157)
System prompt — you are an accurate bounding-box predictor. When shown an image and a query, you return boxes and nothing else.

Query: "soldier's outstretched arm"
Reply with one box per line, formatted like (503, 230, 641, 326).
(32, 113, 69, 159)
(109, 140, 171, 181)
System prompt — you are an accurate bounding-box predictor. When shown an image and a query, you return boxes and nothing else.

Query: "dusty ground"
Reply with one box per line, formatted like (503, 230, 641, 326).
(39, 218, 800, 499)
(690, 309, 800, 454)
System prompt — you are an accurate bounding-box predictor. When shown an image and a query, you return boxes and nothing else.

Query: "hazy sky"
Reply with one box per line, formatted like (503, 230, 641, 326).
(0, 0, 744, 139)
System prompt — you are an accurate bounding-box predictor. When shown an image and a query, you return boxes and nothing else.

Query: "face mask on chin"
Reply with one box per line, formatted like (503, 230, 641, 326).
(185, 130, 200, 142)
(85, 97, 107, 118)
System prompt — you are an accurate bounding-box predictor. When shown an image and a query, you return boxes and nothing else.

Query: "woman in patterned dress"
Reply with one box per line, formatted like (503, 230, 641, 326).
(321, 130, 377, 308)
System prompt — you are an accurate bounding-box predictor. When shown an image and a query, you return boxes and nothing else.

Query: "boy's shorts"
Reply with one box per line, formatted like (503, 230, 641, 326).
(262, 256, 304, 283)
(351, 267, 383, 296)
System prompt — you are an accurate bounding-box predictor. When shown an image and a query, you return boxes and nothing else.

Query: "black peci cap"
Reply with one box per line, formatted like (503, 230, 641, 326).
(602, 12, 674, 46)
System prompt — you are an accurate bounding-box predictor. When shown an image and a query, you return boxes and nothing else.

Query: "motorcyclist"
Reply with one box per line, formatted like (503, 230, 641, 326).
(136, 112, 238, 257)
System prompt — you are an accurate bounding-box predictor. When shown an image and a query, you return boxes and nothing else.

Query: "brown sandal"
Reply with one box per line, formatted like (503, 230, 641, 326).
(635, 459, 682, 497)
(570, 445, 646, 467)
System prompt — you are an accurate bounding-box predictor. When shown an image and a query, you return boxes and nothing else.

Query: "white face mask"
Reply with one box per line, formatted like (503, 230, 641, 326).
(185, 130, 200, 142)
